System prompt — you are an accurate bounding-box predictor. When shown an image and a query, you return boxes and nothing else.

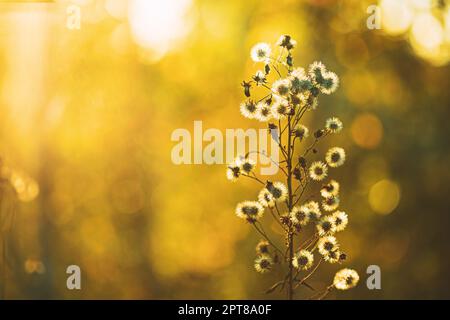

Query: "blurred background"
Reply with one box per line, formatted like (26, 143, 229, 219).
(0, 0, 449, 299)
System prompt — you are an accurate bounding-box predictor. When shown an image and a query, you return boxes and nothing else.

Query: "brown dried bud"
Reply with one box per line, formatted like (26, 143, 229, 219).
(241, 81, 252, 97)
(287, 54, 293, 67)
(314, 129, 324, 138)
(298, 156, 307, 168)
(310, 86, 320, 97)
(280, 215, 290, 226)
(290, 94, 300, 105)
(293, 168, 301, 181)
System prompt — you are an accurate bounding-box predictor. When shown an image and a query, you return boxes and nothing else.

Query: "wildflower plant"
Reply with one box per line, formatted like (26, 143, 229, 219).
(227, 35, 359, 299)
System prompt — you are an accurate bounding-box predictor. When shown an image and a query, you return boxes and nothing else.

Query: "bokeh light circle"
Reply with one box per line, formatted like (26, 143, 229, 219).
(351, 113, 383, 149)
(411, 12, 444, 50)
(368, 179, 401, 215)
(380, 0, 414, 35)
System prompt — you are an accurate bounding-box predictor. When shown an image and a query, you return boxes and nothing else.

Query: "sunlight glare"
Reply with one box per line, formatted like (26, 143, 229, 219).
(411, 13, 444, 50)
(128, 0, 192, 61)
(380, 0, 413, 35)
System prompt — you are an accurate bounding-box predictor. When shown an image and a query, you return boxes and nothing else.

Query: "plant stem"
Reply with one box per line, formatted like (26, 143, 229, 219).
(252, 223, 284, 258)
(246, 151, 288, 176)
(241, 173, 265, 185)
(268, 208, 286, 231)
(295, 259, 322, 289)
(286, 114, 294, 300)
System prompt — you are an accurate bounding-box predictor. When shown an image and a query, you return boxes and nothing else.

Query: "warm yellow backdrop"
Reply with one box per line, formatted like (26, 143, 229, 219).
(0, 0, 449, 299)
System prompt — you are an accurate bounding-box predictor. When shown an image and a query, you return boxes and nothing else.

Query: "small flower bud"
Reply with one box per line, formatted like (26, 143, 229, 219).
(293, 168, 301, 181)
(310, 86, 320, 97)
(298, 156, 307, 168)
(256, 240, 270, 254)
(280, 214, 291, 226)
(314, 129, 324, 138)
(287, 54, 293, 67)
(277, 35, 296, 50)
(241, 81, 251, 97)
(290, 94, 300, 106)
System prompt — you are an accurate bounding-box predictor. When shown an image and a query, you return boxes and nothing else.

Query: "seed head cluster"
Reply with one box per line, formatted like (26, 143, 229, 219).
(226, 35, 359, 299)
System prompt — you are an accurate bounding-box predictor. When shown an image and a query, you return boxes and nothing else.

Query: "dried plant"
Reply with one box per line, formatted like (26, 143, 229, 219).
(227, 35, 359, 299)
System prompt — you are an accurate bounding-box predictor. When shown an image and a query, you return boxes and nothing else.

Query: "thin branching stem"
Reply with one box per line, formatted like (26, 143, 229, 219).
(271, 63, 282, 77)
(269, 53, 289, 71)
(306, 237, 319, 251)
(294, 259, 322, 289)
(261, 84, 273, 92)
(293, 183, 301, 195)
(298, 233, 318, 250)
(277, 120, 289, 161)
(269, 207, 286, 230)
(241, 173, 265, 185)
(246, 151, 288, 176)
(293, 181, 309, 207)
(256, 93, 272, 103)
(253, 222, 284, 257)
(293, 106, 308, 128)
(309, 285, 334, 300)
(303, 132, 329, 158)
(286, 114, 294, 300)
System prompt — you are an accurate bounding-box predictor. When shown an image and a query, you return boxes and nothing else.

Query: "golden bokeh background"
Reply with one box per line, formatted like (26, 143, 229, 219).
(0, 0, 449, 299)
